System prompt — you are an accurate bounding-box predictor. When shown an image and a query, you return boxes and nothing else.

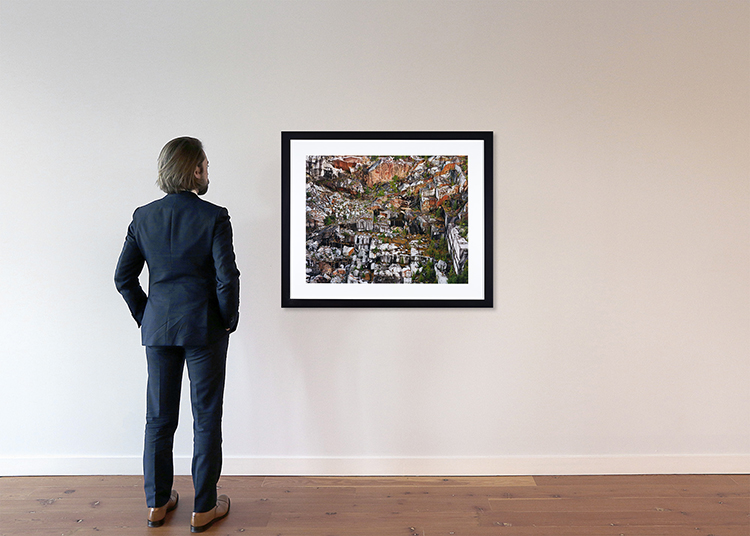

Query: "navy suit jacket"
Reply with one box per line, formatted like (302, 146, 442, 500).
(115, 191, 240, 346)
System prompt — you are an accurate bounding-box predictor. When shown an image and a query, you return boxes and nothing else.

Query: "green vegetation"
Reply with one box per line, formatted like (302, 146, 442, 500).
(390, 176, 400, 193)
(459, 220, 468, 238)
(447, 261, 468, 284)
(413, 262, 437, 284)
(425, 237, 449, 264)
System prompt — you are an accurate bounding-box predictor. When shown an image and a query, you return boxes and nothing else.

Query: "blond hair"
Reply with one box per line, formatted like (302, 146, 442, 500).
(156, 137, 206, 194)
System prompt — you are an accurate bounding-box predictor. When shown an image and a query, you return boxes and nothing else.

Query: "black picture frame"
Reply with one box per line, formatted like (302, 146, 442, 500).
(282, 131, 493, 308)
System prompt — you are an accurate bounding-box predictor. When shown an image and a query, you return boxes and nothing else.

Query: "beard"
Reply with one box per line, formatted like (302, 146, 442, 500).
(196, 180, 209, 195)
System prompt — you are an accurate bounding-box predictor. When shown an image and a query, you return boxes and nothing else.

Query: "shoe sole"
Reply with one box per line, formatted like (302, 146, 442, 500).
(190, 497, 230, 533)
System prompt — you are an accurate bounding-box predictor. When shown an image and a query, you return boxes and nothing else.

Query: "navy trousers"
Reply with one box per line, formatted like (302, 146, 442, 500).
(143, 334, 228, 513)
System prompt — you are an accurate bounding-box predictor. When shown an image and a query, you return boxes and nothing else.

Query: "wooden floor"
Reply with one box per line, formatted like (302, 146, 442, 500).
(1, 475, 748, 535)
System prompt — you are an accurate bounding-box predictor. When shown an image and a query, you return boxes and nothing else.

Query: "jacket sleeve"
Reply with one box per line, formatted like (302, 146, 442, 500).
(213, 208, 240, 333)
(114, 219, 148, 326)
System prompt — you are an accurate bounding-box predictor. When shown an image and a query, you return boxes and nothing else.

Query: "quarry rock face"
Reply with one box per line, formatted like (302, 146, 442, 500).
(365, 157, 415, 188)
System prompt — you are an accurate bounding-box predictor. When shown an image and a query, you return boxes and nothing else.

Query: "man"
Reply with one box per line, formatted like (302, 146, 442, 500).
(115, 137, 240, 532)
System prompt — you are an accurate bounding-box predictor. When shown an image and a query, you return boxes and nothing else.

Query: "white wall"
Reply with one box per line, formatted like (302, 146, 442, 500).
(1, 0, 747, 476)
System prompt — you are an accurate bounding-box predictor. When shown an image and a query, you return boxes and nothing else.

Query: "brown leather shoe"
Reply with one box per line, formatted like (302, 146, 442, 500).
(147, 490, 179, 527)
(190, 494, 230, 533)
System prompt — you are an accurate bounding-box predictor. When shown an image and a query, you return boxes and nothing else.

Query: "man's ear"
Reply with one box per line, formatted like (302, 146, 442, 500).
(194, 165, 202, 179)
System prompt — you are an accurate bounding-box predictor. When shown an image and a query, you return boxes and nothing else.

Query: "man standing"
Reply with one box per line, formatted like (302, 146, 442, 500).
(115, 137, 240, 532)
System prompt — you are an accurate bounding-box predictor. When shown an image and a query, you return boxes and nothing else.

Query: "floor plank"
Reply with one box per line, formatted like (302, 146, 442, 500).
(485, 483, 750, 499)
(259, 475, 536, 488)
(480, 509, 749, 526)
(488, 496, 747, 512)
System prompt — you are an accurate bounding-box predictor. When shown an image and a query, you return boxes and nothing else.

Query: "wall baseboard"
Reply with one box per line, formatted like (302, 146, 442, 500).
(1, 455, 748, 476)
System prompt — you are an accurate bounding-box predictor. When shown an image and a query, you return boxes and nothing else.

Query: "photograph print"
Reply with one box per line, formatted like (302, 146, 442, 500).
(282, 132, 492, 307)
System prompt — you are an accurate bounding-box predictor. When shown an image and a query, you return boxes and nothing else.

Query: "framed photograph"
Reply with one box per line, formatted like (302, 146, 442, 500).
(282, 131, 493, 307)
